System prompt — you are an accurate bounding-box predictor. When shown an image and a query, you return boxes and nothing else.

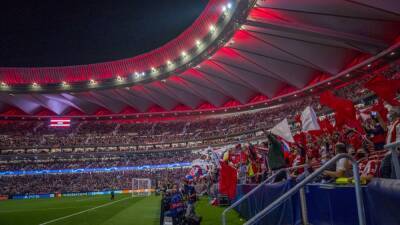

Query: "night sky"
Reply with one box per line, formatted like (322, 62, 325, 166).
(0, 0, 208, 67)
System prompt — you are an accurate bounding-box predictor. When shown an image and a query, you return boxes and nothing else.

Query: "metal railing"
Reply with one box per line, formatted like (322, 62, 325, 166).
(221, 164, 309, 225)
(384, 140, 400, 179)
(241, 154, 366, 225)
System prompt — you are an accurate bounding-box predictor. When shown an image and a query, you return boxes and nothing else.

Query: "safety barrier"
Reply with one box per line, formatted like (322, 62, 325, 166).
(242, 154, 366, 225)
(221, 164, 308, 225)
(384, 140, 400, 179)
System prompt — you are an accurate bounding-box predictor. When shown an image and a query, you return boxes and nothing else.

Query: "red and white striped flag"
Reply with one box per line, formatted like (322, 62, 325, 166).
(50, 118, 71, 127)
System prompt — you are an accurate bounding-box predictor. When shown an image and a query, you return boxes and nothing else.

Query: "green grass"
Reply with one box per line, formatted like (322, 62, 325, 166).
(0, 194, 161, 225)
(196, 197, 244, 225)
(0, 194, 244, 225)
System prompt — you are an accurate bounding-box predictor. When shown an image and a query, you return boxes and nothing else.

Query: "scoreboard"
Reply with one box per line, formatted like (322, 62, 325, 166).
(49, 118, 71, 127)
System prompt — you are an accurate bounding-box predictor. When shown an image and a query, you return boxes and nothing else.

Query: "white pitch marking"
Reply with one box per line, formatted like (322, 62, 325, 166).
(38, 197, 131, 225)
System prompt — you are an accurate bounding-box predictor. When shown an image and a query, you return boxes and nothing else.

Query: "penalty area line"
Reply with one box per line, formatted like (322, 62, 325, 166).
(38, 197, 131, 225)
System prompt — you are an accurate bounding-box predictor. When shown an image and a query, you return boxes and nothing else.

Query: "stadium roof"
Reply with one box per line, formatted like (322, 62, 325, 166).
(0, 0, 400, 118)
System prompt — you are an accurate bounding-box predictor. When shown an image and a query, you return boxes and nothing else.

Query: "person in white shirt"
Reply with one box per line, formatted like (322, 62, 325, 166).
(323, 143, 353, 178)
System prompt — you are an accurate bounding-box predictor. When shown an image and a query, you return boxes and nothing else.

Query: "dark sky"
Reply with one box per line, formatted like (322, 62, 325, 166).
(0, 0, 208, 67)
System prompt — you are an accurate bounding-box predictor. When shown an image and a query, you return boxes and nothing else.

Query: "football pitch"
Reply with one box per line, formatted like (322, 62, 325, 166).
(0, 194, 243, 225)
(0, 194, 161, 225)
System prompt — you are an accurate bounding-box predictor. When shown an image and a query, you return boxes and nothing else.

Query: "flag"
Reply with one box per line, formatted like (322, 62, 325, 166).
(319, 117, 334, 134)
(364, 75, 400, 106)
(271, 118, 294, 143)
(301, 106, 320, 132)
(219, 162, 237, 200)
(371, 99, 389, 123)
(50, 118, 71, 127)
(319, 91, 363, 133)
(281, 139, 291, 153)
(294, 132, 307, 147)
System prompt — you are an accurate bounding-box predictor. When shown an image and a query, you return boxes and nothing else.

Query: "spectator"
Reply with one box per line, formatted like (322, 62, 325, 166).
(265, 133, 287, 182)
(323, 143, 353, 179)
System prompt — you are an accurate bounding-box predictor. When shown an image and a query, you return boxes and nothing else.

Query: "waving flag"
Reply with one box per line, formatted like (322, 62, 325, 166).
(301, 106, 320, 132)
(365, 75, 400, 106)
(219, 162, 237, 200)
(319, 91, 363, 133)
(271, 118, 294, 143)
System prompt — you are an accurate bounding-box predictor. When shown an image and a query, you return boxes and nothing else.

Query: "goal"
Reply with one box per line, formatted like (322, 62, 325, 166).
(131, 178, 152, 197)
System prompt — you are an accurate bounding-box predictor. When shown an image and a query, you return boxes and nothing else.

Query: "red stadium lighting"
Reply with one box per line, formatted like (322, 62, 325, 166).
(116, 76, 123, 82)
(222, 6, 226, 12)
(89, 79, 97, 86)
(209, 25, 216, 32)
(195, 40, 201, 47)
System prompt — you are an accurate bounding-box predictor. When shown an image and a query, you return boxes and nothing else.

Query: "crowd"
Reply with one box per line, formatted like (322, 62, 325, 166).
(0, 62, 399, 200)
(0, 168, 190, 195)
(2, 62, 399, 154)
(0, 151, 199, 172)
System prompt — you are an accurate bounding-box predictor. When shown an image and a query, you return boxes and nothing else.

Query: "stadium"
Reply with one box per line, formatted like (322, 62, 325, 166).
(0, 0, 400, 225)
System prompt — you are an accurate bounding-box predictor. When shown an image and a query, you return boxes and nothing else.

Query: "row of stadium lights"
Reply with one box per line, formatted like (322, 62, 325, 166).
(0, 55, 396, 117)
(0, 3, 233, 91)
(0, 3, 396, 106)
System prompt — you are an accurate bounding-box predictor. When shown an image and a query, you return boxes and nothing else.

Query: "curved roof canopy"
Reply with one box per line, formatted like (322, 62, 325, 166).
(0, 0, 400, 117)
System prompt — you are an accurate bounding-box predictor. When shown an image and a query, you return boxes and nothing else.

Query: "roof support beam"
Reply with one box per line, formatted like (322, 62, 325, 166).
(244, 19, 388, 53)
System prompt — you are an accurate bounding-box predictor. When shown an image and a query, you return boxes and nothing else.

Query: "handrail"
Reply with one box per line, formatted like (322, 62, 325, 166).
(384, 140, 400, 179)
(221, 164, 309, 225)
(242, 154, 366, 225)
